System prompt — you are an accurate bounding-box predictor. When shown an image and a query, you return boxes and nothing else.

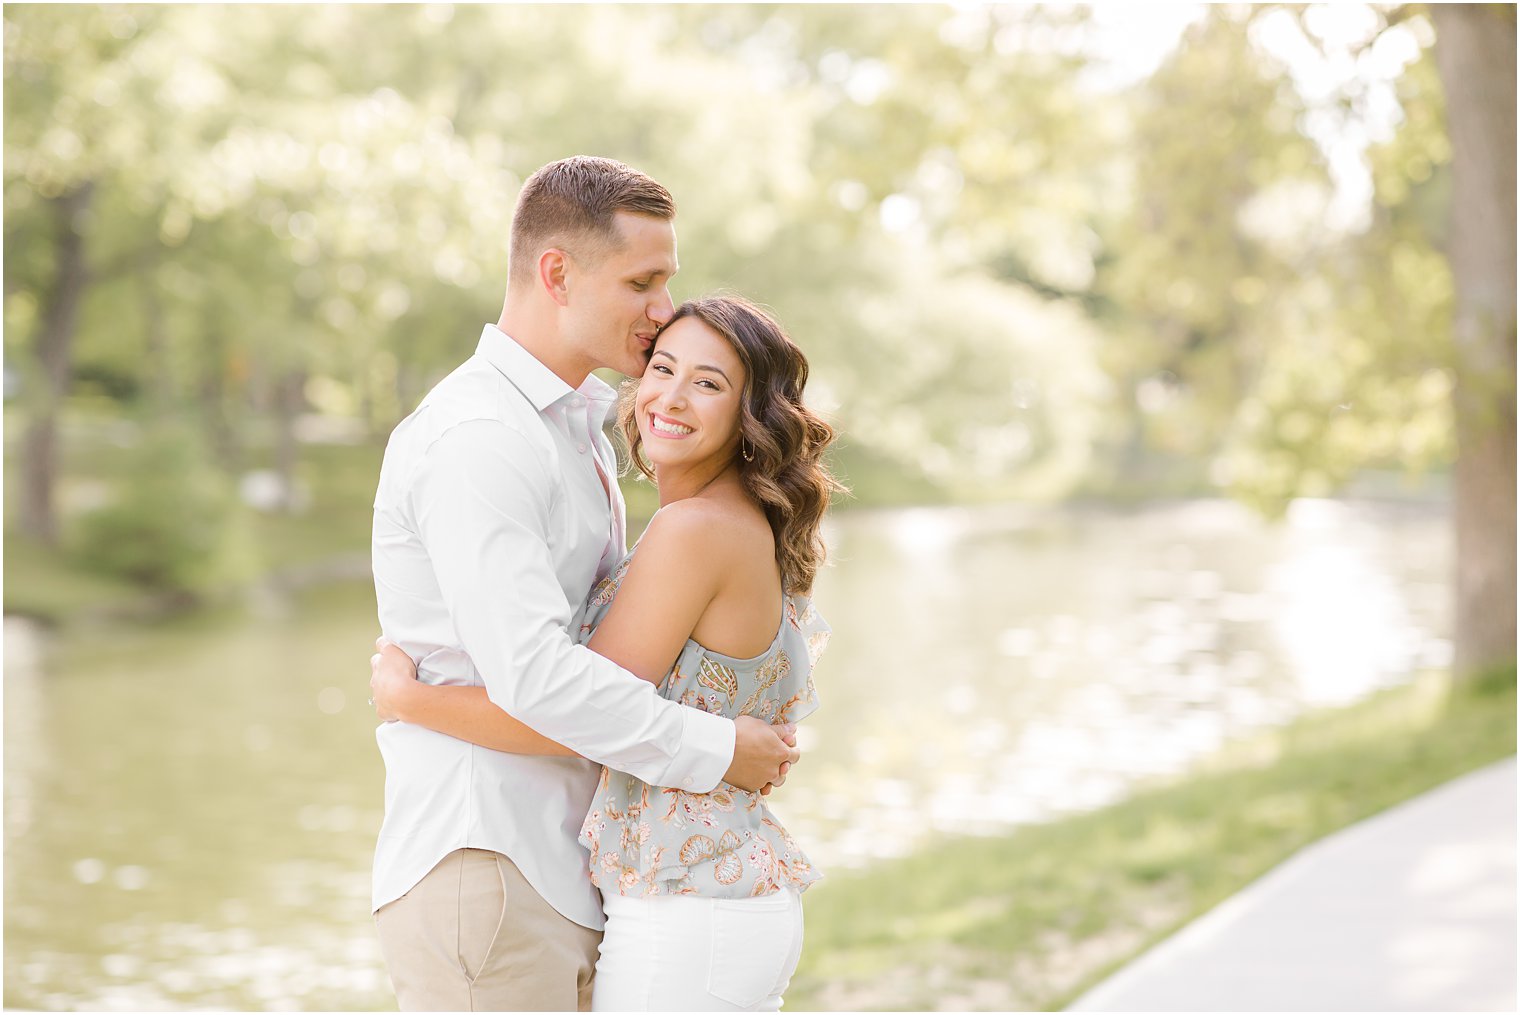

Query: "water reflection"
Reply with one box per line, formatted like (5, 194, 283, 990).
(782, 498, 1449, 869)
(3, 499, 1450, 1010)
(4, 593, 396, 1010)
(1270, 499, 1449, 706)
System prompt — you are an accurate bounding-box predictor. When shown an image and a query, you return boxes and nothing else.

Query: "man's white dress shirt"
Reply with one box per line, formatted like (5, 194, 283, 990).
(371, 325, 735, 929)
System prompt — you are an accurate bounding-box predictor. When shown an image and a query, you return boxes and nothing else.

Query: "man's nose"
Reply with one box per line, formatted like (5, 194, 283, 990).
(648, 288, 675, 326)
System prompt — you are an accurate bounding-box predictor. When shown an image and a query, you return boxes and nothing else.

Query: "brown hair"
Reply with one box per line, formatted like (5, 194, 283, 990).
(508, 156, 676, 285)
(618, 295, 846, 595)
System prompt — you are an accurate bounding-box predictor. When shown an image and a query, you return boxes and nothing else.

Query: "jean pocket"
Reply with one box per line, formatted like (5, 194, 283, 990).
(706, 895, 799, 1010)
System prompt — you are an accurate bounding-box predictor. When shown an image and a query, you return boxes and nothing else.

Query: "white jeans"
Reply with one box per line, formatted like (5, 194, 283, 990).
(590, 888, 804, 1011)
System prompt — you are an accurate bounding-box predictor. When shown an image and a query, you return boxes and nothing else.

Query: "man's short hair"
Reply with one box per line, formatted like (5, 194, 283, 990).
(508, 156, 676, 285)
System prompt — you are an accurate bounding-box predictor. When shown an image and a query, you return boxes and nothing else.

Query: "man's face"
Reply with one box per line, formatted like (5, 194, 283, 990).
(563, 211, 678, 379)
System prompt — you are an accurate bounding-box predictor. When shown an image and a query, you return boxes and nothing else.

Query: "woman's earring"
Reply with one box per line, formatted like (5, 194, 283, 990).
(741, 439, 755, 463)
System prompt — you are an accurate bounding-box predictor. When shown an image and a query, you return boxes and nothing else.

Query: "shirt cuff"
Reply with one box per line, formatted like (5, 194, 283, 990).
(657, 707, 735, 794)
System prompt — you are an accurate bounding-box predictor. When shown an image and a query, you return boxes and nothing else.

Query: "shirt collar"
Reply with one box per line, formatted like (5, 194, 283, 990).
(475, 324, 619, 415)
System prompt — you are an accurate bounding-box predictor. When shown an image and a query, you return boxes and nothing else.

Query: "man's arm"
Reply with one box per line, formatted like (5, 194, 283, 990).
(370, 636, 798, 790)
(408, 419, 786, 791)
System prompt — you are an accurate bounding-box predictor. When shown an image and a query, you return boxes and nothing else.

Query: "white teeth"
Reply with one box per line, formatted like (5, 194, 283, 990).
(650, 416, 693, 435)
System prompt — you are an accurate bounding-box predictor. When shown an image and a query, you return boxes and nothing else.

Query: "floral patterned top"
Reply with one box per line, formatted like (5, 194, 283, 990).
(574, 545, 829, 899)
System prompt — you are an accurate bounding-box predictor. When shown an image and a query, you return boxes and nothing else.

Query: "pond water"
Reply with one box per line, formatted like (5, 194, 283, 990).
(3, 498, 1450, 1010)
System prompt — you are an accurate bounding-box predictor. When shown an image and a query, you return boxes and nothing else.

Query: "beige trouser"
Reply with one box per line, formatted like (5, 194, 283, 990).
(375, 848, 602, 1012)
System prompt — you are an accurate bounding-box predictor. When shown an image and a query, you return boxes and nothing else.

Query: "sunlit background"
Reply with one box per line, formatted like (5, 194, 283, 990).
(4, 4, 1507, 1011)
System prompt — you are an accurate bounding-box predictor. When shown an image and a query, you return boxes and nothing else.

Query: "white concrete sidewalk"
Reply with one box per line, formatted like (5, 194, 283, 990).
(1069, 756, 1517, 1012)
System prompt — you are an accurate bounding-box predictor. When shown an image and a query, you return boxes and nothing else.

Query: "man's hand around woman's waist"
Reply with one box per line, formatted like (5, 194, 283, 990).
(369, 637, 802, 793)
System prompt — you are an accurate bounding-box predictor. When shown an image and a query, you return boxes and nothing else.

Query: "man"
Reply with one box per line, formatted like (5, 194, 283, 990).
(369, 156, 799, 1011)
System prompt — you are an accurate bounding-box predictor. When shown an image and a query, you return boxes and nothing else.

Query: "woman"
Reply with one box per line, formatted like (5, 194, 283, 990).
(369, 294, 841, 1011)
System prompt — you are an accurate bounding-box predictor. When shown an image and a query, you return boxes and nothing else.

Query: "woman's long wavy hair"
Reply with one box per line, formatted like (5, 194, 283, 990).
(618, 295, 845, 595)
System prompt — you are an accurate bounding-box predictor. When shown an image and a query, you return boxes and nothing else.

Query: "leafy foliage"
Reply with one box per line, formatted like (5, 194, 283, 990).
(72, 423, 250, 596)
(1, 4, 1474, 566)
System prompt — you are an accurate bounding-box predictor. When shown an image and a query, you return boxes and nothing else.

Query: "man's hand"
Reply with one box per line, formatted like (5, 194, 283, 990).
(370, 637, 420, 723)
(723, 716, 800, 792)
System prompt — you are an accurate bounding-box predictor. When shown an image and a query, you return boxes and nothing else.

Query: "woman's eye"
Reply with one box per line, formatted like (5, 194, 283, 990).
(698, 379, 720, 390)
(631, 281, 650, 291)
(652, 364, 673, 374)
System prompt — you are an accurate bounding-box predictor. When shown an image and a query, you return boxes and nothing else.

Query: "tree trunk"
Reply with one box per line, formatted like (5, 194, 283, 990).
(274, 370, 304, 512)
(1432, 5, 1518, 678)
(141, 265, 175, 414)
(198, 322, 243, 471)
(20, 182, 94, 545)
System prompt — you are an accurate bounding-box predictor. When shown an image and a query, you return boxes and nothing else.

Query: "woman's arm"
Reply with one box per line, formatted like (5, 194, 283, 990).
(369, 641, 580, 757)
(590, 507, 799, 794)
(584, 503, 728, 680)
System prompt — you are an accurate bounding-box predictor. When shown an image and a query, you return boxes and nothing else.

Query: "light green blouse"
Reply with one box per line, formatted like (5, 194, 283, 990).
(574, 545, 830, 898)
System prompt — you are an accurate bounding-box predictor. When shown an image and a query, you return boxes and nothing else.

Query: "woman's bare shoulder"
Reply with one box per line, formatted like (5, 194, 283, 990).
(642, 495, 773, 570)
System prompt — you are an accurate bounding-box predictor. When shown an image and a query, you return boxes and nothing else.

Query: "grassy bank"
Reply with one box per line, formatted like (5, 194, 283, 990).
(785, 665, 1517, 1012)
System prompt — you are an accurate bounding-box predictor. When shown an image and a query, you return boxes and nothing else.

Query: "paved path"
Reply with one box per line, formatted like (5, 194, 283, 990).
(1069, 757, 1517, 1012)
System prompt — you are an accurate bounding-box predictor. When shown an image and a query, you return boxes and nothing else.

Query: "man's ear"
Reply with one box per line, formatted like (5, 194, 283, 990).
(539, 248, 571, 307)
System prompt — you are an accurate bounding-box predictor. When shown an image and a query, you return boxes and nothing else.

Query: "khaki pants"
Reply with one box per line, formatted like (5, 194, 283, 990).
(376, 848, 601, 1012)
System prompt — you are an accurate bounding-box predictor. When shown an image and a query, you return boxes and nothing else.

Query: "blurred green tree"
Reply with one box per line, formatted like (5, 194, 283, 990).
(4, 2, 1510, 677)
(5, 6, 178, 543)
(73, 422, 249, 599)
(1215, 34, 1454, 512)
(653, 4, 1116, 499)
(1092, 7, 1331, 496)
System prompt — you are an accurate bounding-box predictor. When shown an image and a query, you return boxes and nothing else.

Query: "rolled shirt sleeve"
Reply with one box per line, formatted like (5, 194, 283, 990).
(409, 418, 734, 792)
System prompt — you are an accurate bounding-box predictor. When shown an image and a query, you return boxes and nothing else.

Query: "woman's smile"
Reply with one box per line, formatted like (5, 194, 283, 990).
(648, 412, 695, 437)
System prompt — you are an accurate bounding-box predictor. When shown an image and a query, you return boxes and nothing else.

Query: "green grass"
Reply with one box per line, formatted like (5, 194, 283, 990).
(784, 666, 1517, 1012)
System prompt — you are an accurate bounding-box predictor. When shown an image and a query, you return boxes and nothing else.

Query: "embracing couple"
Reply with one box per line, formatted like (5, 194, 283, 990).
(365, 156, 840, 1011)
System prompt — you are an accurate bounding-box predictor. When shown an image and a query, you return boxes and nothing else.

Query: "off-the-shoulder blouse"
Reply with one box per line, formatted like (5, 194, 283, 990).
(574, 545, 829, 898)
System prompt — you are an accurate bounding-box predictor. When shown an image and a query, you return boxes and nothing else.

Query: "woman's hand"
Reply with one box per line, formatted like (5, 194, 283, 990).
(760, 723, 798, 797)
(370, 637, 421, 722)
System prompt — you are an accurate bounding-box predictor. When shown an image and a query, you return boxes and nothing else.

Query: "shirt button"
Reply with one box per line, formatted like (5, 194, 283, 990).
(573, 397, 585, 408)
(682, 777, 694, 788)
(577, 443, 587, 454)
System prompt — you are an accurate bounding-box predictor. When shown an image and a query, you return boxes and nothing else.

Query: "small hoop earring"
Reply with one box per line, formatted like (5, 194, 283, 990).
(741, 439, 755, 463)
